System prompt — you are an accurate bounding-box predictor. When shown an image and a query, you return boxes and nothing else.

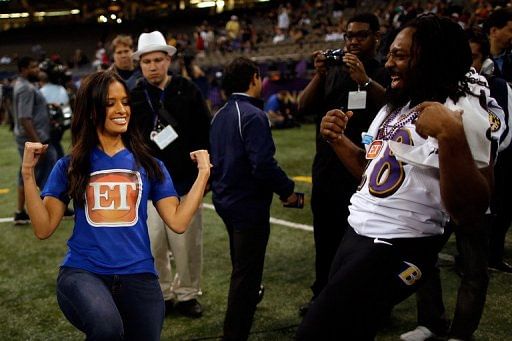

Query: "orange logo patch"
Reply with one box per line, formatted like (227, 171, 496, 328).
(85, 170, 142, 227)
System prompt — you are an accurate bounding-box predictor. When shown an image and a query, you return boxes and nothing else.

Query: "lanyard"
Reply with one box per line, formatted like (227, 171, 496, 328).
(144, 87, 166, 129)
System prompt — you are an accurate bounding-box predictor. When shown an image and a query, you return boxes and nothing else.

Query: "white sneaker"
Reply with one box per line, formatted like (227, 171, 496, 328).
(400, 326, 436, 341)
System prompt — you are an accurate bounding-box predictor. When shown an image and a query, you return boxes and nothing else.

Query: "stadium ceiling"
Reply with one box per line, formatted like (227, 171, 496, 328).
(0, 0, 272, 13)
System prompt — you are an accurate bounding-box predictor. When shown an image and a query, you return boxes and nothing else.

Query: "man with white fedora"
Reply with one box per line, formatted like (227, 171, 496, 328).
(130, 30, 211, 318)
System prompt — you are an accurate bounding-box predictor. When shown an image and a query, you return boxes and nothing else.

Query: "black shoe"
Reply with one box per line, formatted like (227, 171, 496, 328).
(489, 261, 512, 273)
(14, 210, 30, 225)
(164, 299, 175, 316)
(63, 207, 75, 219)
(257, 285, 265, 304)
(299, 299, 314, 317)
(175, 299, 203, 318)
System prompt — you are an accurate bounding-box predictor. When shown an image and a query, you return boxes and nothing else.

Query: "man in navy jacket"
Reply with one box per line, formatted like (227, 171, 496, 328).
(210, 57, 299, 341)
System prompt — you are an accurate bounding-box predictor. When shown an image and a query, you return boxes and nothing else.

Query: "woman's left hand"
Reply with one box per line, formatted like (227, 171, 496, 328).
(190, 150, 212, 171)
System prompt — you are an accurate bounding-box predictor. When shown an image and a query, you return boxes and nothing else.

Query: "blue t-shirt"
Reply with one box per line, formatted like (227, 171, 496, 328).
(264, 94, 281, 113)
(41, 147, 177, 275)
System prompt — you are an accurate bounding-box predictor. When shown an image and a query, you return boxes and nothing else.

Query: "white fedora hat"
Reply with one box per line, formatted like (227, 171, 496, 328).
(132, 31, 177, 60)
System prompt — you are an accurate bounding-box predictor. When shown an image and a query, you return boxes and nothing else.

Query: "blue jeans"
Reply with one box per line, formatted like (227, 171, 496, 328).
(56, 267, 164, 341)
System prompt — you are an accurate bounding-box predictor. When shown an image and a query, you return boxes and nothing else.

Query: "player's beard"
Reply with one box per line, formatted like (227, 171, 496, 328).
(385, 86, 411, 114)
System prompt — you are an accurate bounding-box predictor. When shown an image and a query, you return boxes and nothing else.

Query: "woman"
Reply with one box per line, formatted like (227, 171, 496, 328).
(21, 70, 210, 340)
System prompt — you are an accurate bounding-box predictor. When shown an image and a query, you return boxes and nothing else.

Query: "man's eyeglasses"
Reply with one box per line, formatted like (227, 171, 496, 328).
(345, 30, 372, 41)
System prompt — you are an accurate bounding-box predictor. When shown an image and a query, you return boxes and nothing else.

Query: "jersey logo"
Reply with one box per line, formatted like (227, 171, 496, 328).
(488, 110, 501, 132)
(85, 169, 142, 227)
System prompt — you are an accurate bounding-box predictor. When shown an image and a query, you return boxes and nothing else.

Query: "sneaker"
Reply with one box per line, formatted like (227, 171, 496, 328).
(400, 326, 436, 341)
(175, 299, 203, 318)
(63, 207, 75, 219)
(14, 210, 30, 225)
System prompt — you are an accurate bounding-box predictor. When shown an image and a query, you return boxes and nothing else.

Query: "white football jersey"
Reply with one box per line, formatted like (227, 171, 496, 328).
(349, 97, 493, 239)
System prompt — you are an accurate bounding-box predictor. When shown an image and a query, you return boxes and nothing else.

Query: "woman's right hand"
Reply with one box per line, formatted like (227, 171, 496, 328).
(22, 142, 48, 170)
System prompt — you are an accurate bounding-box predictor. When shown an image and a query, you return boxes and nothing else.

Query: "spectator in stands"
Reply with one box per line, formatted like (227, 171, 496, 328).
(130, 31, 210, 318)
(110, 34, 142, 90)
(297, 12, 388, 317)
(277, 5, 290, 33)
(290, 26, 305, 44)
(210, 57, 299, 341)
(324, 26, 344, 42)
(202, 24, 216, 52)
(12, 56, 58, 225)
(272, 27, 286, 44)
(69, 49, 90, 69)
(264, 90, 299, 129)
(226, 15, 241, 41)
(21, 70, 210, 341)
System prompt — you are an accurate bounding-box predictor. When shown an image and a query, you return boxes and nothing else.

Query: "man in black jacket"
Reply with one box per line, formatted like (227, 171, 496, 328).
(130, 31, 210, 318)
(297, 12, 389, 315)
(210, 57, 299, 341)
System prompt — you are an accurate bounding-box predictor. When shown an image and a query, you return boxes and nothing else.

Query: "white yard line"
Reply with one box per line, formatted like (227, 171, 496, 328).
(1, 205, 454, 261)
(203, 203, 314, 232)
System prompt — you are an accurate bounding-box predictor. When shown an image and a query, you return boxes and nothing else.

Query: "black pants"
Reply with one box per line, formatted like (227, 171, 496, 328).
(297, 228, 442, 341)
(222, 220, 270, 341)
(490, 148, 512, 263)
(415, 218, 490, 340)
(311, 157, 357, 297)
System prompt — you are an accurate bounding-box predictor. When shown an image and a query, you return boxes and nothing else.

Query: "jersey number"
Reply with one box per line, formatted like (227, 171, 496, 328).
(368, 129, 413, 198)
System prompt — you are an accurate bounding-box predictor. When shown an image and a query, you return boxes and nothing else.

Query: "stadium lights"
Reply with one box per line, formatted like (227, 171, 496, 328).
(36, 10, 80, 17)
(0, 9, 80, 19)
(1, 12, 29, 18)
(197, 1, 216, 8)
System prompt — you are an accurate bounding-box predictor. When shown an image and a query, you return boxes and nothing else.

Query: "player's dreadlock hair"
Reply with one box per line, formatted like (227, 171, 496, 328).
(388, 14, 472, 112)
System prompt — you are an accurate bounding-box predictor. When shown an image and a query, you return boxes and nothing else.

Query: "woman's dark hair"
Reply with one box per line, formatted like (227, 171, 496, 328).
(222, 57, 259, 96)
(68, 70, 163, 207)
(395, 14, 472, 110)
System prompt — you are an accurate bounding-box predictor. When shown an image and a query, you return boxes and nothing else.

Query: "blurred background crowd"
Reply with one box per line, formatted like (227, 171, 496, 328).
(0, 0, 509, 127)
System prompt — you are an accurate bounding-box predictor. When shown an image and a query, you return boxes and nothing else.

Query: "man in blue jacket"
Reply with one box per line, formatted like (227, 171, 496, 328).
(210, 57, 299, 341)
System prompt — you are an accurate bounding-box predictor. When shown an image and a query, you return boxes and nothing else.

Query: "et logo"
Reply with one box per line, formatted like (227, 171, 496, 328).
(85, 169, 142, 227)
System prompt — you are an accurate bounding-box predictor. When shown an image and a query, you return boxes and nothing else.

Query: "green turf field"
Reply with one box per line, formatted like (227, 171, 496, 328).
(0, 123, 510, 340)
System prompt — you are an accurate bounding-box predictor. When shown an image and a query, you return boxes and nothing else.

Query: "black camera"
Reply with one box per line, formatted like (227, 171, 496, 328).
(323, 48, 345, 66)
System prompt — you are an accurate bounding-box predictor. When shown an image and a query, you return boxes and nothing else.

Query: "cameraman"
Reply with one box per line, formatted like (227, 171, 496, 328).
(297, 12, 389, 315)
(39, 66, 69, 159)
